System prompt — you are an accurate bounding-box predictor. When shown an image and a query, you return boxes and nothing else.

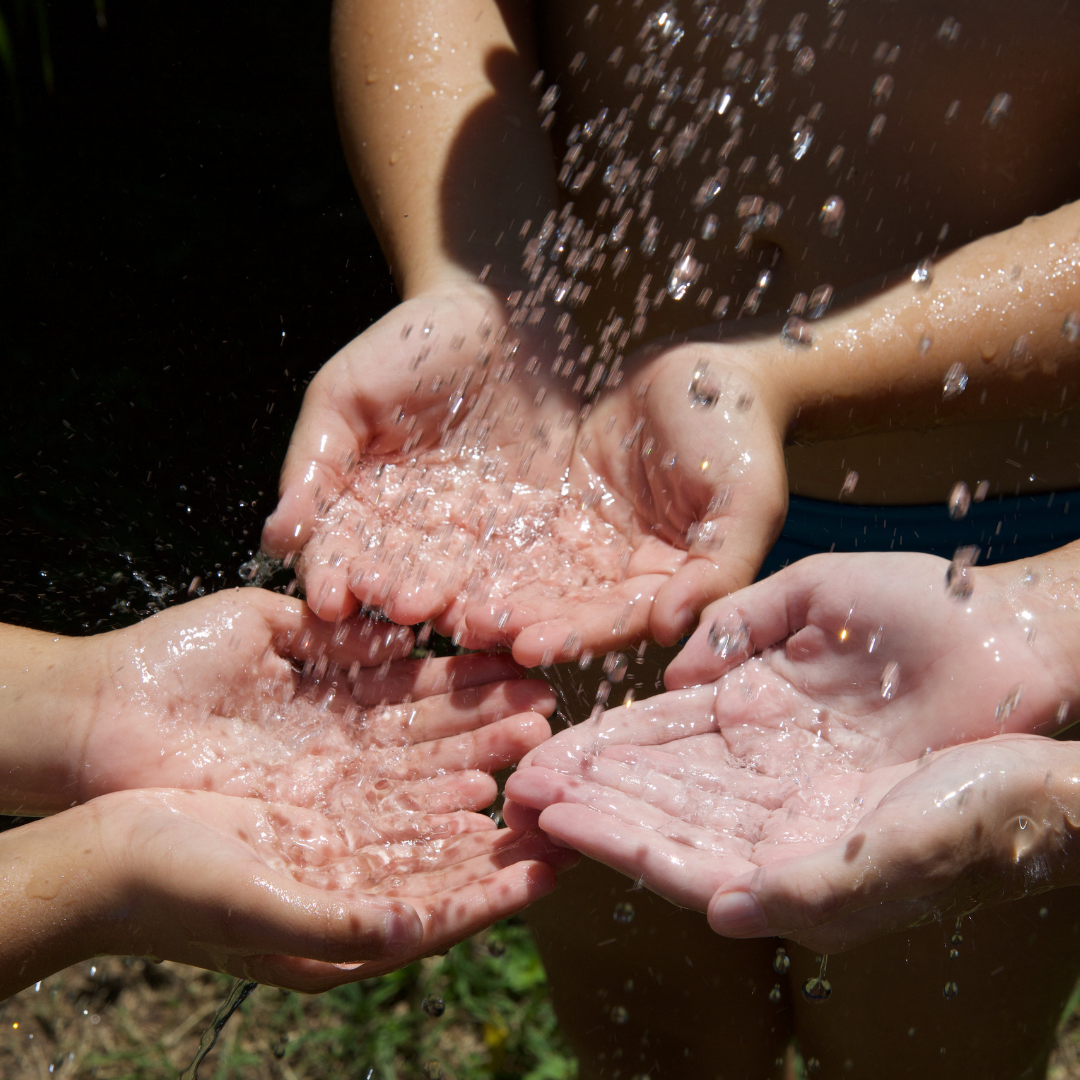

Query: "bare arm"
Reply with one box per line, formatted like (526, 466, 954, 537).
(734, 199, 1080, 442)
(331, 0, 558, 294)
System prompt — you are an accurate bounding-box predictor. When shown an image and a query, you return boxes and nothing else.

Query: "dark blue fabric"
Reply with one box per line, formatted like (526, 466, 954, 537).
(758, 490, 1080, 577)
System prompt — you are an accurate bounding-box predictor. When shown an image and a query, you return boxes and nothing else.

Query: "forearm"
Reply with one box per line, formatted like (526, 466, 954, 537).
(0, 625, 97, 815)
(0, 807, 113, 999)
(751, 199, 1080, 442)
(331, 0, 558, 296)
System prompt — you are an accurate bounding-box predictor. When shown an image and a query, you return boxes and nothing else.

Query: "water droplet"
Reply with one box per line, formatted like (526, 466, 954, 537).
(791, 120, 814, 160)
(614, 900, 636, 923)
(604, 652, 629, 683)
(423, 1061, 443, 1080)
(867, 114, 887, 144)
(950, 930, 963, 946)
(911, 259, 934, 286)
(826, 145, 845, 172)
(808, 284, 834, 318)
(754, 71, 778, 106)
(984, 92, 1012, 128)
(943, 981, 959, 1000)
(489, 939, 506, 957)
(584, 3, 600, 27)
(773, 948, 791, 974)
(942, 362, 968, 400)
(880, 660, 900, 700)
(807, 1059, 821, 1075)
(867, 626, 884, 653)
(1057, 701, 1071, 726)
(668, 254, 701, 299)
(871, 74, 894, 107)
(840, 470, 859, 497)
(1063, 311, 1080, 343)
(996, 684, 1024, 726)
(422, 996, 446, 1018)
(802, 977, 832, 1004)
(793, 46, 815, 75)
(936, 17, 961, 44)
(611, 1005, 629, 1024)
(1041, 905, 1051, 919)
(579, 649, 594, 670)
(701, 213, 718, 240)
(781, 317, 814, 347)
(689, 361, 720, 408)
(948, 948, 960, 961)
(948, 481, 971, 521)
(768, 985, 783, 1003)
(946, 545, 980, 599)
(944, 99, 961, 123)
(708, 613, 751, 659)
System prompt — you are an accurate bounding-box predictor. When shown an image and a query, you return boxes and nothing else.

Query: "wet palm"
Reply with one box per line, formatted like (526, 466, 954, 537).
(504, 552, 1080, 947)
(285, 318, 788, 663)
(80, 588, 556, 828)
(71, 786, 571, 993)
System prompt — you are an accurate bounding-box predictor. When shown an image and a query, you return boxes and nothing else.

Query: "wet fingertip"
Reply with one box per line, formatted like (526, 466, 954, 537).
(379, 903, 424, 958)
(708, 890, 768, 938)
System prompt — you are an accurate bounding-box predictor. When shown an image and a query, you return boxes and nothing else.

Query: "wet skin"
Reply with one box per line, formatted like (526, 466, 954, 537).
(542, 0, 1080, 503)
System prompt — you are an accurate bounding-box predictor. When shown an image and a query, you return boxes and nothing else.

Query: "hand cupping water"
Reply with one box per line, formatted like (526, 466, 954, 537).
(505, 549, 1080, 950)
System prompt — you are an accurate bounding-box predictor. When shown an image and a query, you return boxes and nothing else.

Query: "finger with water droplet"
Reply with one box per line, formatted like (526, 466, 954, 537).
(508, 578, 666, 666)
(357, 679, 557, 748)
(348, 653, 527, 705)
(536, 802, 755, 911)
(377, 712, 553, 779)
(264, 595, 414, 668)
(664, 558, 826, 689)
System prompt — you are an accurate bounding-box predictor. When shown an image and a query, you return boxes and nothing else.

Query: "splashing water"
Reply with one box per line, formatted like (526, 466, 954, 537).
(179, 979, 258, 1080)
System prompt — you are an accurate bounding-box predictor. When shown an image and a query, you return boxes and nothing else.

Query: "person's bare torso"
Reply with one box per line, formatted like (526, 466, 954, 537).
(536, 0, 1080, 502)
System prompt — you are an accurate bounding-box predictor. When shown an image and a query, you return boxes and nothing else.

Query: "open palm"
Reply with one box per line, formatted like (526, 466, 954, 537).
(504, 552, 1080, 948)
(80, 588, 555, 827)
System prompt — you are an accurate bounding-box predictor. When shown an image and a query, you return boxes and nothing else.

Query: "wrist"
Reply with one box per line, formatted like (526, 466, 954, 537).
(0, 804, 118, 997)
(0, 626, 100, 814)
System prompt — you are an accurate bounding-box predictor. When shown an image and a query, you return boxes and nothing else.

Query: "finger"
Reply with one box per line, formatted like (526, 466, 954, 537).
(390, 712, 554, 778)
(508, 760, 769, 848)
(262, 596, 414, 668)
(506, 579, 666, 666)
(502, 797, 542, 830)
(263, 377, 364, 556)
(537, 803, 752, 910)
(367, 679, 557, 747)
(349, 653, 528, 705)
(349, 548, 469, 628)
(302, 559, 361, 622)
(664, 558, 825, 689)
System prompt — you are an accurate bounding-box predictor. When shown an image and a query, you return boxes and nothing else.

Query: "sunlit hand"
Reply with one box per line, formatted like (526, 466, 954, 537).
(4, 787, 574, 997)
(277, 303, 787, 664)
(505, 342, 788, 664)
(504, 550, 1080, 947)
(76, 588, 555, 823)
(262, 281, 584, 622)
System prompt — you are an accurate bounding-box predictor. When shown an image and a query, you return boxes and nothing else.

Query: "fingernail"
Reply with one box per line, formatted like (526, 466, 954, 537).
(381, 907, 422, 957)
(710, 891, 767, 937)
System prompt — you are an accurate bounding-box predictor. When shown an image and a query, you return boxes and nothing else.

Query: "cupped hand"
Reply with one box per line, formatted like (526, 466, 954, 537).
(79, 588, 555, 824)
(504, 342, 788, 664)
(38, 787, 572, 995)
(283, 313, 788, 664)
(263, 281, 585, 623)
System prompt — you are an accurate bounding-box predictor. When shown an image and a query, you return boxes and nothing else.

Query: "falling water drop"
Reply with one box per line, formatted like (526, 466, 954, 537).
(943, 981, 959, 1000)
(179, 980, 258, 1080)
(840, 470, 859, 497)
(867, 626, 884, 653)
(1064, 312, 1080, 343)
(942, 362, 968, 400)
(773, 947, 791, 974)
(708, 614, 751, 658)
(667, 254, 701, 299)
(880, 661, 900, 700)
(948, 482, 971, 521)
(422, 996, 446, 1018)
(867, 114, 887, 144)
(807, 1060, 821, 1075)
(604, 651, 629, 683)
(614, 900, 636, 923)
(911, 259, 934, 286)
(995, 684, 1024, 727)
(792, 46, 815, 75)
(945, 99, 961, 123)
(949, 949, 960, 961)
(781, 317, 814, 347)
(423, 1062, 443, 1080)
(611, 1005, 630, 1024)
(808, 284, 834, 318)
(946, 545, 980, 599)
(984, 92, 1012, 128)
(802, 956, 832, 1004)
(689, 361, 720, 408)
(768, 985, 783, 1003)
